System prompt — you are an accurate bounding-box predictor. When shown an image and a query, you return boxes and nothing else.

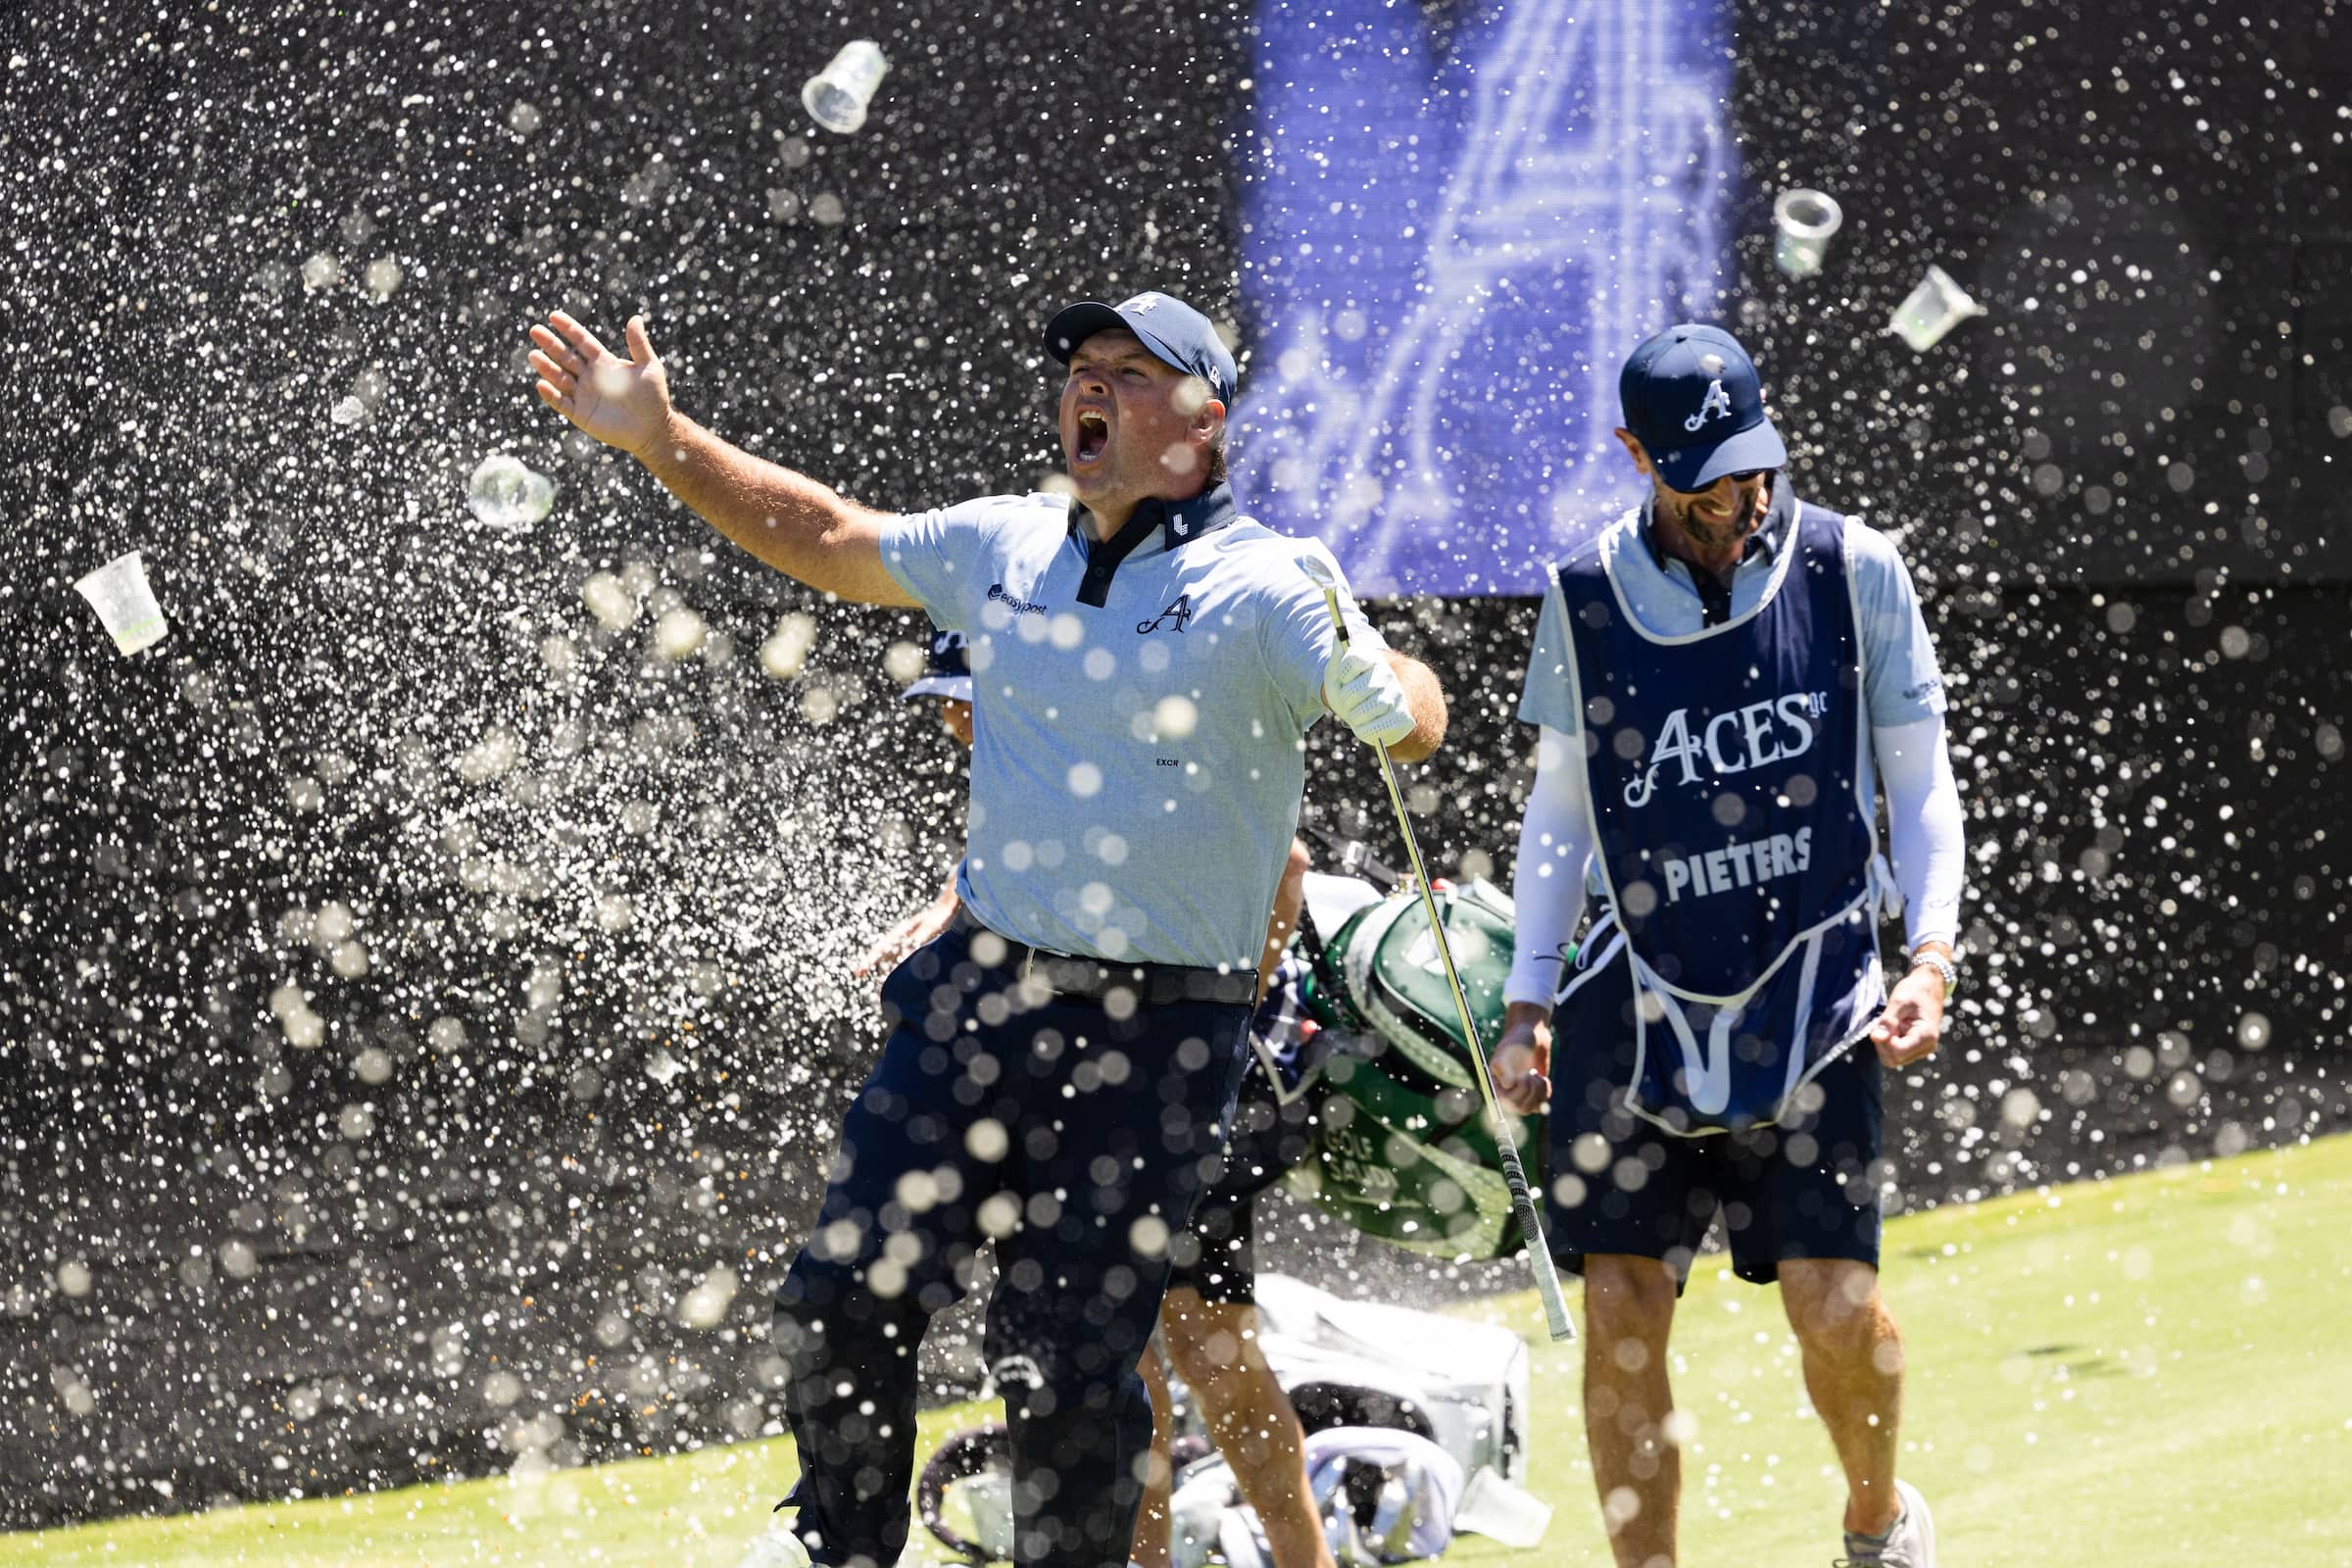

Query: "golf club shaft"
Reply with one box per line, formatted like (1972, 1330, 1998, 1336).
(1317, 587, 1576, 1343)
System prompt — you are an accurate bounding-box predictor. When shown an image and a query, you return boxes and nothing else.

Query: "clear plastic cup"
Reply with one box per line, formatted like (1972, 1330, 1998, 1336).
(73, 551, 170, 657)
(467, 454, 557, 530)
(948, 1469, 1014, 1561)
(1451, 1464, 1553, 1548)
(802, 41, 889, 135)
(1888, 265, 1985, 352)
(1773, 188, 1843, 278)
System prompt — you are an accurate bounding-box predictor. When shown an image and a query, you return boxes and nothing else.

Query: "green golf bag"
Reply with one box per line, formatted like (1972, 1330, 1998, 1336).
(1288, 879, 1550, 1261)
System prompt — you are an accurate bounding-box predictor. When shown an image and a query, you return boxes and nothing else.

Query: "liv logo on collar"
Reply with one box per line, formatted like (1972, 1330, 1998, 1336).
(1683, 377, 1735, 432)
(1136, 593, 1195, 634)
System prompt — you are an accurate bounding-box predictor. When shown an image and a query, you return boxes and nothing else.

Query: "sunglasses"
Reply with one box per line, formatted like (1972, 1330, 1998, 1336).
(1665, 467, 1774, 495)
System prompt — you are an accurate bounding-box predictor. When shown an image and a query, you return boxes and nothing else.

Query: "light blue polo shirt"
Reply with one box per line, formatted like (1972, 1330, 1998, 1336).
(881, 485, 1386, 970)
(1519, 488, 1947, 811)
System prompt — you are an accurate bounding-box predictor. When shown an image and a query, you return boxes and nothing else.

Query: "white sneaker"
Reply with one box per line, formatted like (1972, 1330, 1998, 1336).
(733, 1522, 812, 1568)
(1837, 1479, 1936, 1568)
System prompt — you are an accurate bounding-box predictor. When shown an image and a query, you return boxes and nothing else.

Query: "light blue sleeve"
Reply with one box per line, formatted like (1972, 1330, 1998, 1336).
(878, 496, 1014, 633)
(1515, 574, 1582, 736)
(1258, 541, 1390, 733)
(1848, 525, 1948, 725)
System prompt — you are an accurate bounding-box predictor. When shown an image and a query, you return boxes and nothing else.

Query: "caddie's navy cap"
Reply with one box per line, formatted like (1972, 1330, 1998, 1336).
(901, 626, 972, 704)
(1044, 290, 1237, 407)
(1619, 324, 1788, 493)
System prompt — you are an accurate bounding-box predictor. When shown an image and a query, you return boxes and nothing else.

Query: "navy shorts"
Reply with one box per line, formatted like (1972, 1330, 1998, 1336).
(1543, 1034, 1885, 1291)
(1164, 1051, 1319, 1304)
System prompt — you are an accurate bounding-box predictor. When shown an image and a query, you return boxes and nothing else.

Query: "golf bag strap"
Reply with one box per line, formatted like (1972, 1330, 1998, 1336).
(1294, 900, 1367, 1032)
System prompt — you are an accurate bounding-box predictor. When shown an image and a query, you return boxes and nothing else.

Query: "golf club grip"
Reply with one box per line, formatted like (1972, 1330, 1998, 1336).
(1318, 588, 1350, 647)
(1493, 1127, 1576, 1342)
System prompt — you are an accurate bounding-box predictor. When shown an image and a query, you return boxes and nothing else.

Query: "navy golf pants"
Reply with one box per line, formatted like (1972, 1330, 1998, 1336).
(773, 922, 1251, 1568)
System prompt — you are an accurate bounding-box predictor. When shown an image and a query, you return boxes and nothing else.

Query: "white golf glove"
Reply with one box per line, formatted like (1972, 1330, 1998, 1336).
(1323, 645, 1417, 749)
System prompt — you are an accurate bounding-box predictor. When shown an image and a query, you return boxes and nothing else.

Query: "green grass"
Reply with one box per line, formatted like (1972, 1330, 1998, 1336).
(8, 1134, 2351, 1567)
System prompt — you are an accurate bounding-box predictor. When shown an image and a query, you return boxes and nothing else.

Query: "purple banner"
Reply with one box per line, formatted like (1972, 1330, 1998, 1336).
(1233, 0, 1739, 595)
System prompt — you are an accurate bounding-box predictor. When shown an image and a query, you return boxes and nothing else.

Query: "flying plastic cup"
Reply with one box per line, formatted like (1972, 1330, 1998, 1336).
(1888, 265, 1986, 352)
(1772, 188, 1843, 278)
(950, 1470, 1014, 1561)
(467, 453, 557, 530)
(802, 41, 889, 134)
(1452, 1465, 1554, 1549)
(73, 551, 170, 658)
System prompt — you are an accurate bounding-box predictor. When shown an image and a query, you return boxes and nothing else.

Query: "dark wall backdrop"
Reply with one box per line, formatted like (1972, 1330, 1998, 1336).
(3, 0, 2347, 1528)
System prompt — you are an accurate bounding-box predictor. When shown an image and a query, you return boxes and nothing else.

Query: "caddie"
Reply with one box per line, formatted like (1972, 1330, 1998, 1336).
(1492, 324, 1966, 1568)
(526, 289, 1448, 1568)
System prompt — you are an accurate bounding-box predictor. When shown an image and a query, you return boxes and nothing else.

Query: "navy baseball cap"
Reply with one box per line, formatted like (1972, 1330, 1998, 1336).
(1044, 290, 1237, 407)
(901, 627, 972, 704)
(1619, 324, 1788, 493)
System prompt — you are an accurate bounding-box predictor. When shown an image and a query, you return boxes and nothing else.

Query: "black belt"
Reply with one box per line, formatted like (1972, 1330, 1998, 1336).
(950, 909, 1258, 1007)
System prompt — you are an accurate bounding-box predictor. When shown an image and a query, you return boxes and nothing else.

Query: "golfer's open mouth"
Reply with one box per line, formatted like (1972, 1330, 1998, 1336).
(1073, 409, 1110, 464)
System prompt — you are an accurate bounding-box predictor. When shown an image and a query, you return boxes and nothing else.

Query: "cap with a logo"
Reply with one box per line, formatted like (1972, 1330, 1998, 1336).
(1044, 290, 1237, 407)
(1619, 324, 1788, 493)
(901, 627, 973, 704)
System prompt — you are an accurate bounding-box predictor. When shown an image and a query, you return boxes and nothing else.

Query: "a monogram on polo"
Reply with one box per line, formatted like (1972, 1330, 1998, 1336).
(1136, 594, 1194, 635)
(882, 486, 1386, 970)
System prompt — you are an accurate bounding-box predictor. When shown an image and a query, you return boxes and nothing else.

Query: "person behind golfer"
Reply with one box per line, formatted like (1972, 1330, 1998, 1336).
(848, 627, 977, 984)
(1492, 324, 1965, 1568)
(526, 290, 1447, 1568)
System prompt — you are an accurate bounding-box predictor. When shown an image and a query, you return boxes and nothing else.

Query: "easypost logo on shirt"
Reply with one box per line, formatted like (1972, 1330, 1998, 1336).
(1622, 690, 1832, 808)
(986, 581, 1049, 617)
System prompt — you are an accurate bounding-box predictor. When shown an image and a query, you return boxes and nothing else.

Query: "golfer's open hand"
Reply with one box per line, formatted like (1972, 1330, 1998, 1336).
(1492, 1007, 1553, 1114)
(1324, 646, 1417, 749)
(1868, 963, 1947, 1067)
(528, 312, 671, 458)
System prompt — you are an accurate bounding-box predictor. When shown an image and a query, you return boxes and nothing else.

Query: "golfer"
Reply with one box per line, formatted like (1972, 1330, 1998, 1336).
(527, 290, 1447, 1568)
(858, 627, 1330, 1568)
(849, 628, 975, 983)
(1493, 324, 1964, 1568)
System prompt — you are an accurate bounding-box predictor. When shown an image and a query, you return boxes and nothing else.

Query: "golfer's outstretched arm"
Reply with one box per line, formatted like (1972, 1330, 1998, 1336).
(528, 311, 916, 607)
(636, 413, 916, 605)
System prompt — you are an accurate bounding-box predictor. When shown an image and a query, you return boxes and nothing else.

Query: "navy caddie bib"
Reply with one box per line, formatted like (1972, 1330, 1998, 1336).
(1554, 502, 1888, 1134)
